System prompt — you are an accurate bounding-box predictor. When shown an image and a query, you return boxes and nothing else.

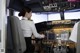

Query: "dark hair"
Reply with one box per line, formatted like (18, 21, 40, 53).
(18, 7, 32, 17)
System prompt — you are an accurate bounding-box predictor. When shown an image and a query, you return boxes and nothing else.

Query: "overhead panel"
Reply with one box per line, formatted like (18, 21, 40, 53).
(42, 0, 80, 12)
(8, 0, 80, 12)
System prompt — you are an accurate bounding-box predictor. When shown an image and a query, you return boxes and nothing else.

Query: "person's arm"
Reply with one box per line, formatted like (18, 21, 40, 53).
(30, 21, 45, 38)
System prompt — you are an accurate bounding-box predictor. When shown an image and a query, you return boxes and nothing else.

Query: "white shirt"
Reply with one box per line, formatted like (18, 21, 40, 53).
(20, 17, 44, 38)
(69, 22, 79, 42)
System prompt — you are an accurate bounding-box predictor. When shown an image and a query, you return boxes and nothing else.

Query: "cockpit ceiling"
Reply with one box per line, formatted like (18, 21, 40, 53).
(8, 0, 80, 12)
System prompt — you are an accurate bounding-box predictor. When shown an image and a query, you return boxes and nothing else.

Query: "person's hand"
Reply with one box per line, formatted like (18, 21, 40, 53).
(40, 34, 45, 38)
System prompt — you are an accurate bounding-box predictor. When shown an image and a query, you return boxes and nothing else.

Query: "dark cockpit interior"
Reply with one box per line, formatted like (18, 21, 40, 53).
(6, 0, 80, 53)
